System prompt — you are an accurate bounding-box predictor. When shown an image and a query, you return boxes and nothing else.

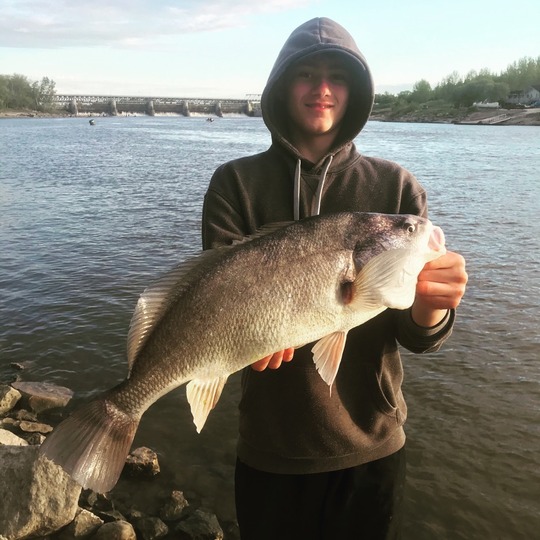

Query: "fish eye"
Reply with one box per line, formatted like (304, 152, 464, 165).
(405, 222, 416, 234)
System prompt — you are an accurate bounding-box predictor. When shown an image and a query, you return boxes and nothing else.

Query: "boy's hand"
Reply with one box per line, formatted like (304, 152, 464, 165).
(252, 348, 295, 371)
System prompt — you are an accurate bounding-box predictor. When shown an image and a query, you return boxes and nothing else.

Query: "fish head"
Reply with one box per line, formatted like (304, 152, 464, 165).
(349, 213, 446, 311)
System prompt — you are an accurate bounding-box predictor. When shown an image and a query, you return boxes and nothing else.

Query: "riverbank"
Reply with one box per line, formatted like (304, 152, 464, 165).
(2, 107, 539, 125)
(370, 106, 540, 126)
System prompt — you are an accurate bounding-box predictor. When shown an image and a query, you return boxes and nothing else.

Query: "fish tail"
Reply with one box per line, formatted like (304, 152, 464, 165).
(39, 398, 139, 493)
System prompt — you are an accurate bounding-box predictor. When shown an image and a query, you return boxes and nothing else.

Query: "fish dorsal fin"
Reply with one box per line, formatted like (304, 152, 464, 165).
(311, 331, 348, 394)
(231, 221, 294, 245)
(354, 248, 427, 311)
(126, 248, 227, 372)
(186, 375, 229, 433)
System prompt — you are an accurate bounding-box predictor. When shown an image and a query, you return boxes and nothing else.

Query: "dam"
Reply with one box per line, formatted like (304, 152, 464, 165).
(52, 94, 262, 117)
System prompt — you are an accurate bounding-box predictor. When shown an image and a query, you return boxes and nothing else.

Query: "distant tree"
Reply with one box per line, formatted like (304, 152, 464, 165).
(31, 77, 56, 110)
(0, 73, 57, 110)
(6, 74, 35, 109)
(498, 56, 540, 90)
(410, 79, 433, 103)
(433, 71, 462, 103)
(374, 92, 397, 106)
(0, 75, 9, 108)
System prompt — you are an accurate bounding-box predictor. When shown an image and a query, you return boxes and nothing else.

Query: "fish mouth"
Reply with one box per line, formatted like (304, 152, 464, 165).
(428, 225, 446, 252)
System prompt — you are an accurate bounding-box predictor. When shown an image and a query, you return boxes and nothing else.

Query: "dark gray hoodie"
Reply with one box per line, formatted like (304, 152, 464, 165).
(202, 17, 454, 474)
(261, 17, 374, 160)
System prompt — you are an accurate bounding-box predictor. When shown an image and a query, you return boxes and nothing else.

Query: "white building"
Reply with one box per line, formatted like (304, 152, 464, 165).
(506, 85, 540, 105)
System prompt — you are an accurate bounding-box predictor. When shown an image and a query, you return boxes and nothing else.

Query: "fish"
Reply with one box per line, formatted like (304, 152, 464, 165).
(39, 212, 446, 493)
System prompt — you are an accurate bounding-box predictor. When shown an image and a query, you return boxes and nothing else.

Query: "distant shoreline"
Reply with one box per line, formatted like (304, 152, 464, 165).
(1, 108, 539, 126)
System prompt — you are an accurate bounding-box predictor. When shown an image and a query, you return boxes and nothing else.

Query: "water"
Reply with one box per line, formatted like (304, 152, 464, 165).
(1, 116, 538, 538)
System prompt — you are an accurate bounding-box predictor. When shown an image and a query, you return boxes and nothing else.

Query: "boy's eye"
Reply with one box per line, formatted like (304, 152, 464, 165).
(330, 72, 349, 84)
(296, 69, 313, 79)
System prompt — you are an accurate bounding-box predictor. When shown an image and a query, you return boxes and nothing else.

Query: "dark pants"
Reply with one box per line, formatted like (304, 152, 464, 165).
(235, 447, 406, 540)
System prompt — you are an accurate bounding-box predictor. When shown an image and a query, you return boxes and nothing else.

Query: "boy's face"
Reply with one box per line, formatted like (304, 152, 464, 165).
(285, 52, 350, 145)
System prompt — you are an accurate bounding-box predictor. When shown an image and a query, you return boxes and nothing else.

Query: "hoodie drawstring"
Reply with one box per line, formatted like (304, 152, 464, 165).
(293, 155, 334, 220)
(312, 155, 333, 217)
(293, 158, 302, 221)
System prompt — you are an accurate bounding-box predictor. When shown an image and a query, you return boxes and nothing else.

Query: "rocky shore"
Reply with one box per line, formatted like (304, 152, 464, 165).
(0, 379, 238, 540)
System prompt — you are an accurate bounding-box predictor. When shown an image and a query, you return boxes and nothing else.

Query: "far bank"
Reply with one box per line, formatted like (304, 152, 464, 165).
(1, 107, 539, 126)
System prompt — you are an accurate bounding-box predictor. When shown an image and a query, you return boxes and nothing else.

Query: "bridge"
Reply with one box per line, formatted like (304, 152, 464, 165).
(52, 94, 262, 117)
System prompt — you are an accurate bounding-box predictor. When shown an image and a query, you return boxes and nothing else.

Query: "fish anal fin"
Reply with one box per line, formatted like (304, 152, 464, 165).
(311, 331, 348, 394)
(186, 375, 229, 433)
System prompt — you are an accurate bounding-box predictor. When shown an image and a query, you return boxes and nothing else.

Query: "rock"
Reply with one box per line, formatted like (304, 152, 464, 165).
(0, 417, 18, 429)
(0, 445, 81, 539)
(95, 509, 128, 524)
(18, 420, 54, 434)
(0, 384, 21, 415)
(159, 490, 190, 521)
(55, 508, 103, 539)
(133, 516, 169, 540)
(11, 381, 74, 413)
(7, 409, 38, 422)
(123, 446, 160, 479)
(83, 490, 114, 512)
(174, 509, 224, 540)
(92, 520, 137, 540)
(0, 428, 28, 446)
(24, 432, 46, 445)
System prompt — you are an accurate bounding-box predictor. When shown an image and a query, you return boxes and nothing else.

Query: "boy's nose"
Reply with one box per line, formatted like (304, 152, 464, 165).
(312, 77, 331, 95)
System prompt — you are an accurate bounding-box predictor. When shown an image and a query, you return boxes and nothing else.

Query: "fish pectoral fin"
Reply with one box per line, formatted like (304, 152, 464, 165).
(355, 249, 423, 310)
(186, 375, 228, 433)
(311, 331, 347, 394)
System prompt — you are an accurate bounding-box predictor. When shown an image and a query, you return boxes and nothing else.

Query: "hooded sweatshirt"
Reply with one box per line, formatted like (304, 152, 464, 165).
(202, 17, 454, 474)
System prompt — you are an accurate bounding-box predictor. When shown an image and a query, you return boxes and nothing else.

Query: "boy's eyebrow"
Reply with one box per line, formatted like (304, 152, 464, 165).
(294, 60, 349, 70)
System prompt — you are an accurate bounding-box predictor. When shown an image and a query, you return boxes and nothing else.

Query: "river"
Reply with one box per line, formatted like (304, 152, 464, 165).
(1, 116, 538, 539)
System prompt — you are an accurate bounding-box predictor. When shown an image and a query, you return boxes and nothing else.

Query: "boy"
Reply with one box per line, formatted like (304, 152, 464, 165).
(202, 17, 467, 540)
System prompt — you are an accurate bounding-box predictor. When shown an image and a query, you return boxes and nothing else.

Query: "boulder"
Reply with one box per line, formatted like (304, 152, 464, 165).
(132, 516, 169, 540)
(11, 381, 73, 413)
(123, 446, 160, 479)
(0, 429, 28, 446)
(92, 520, 137, 540)
(0, 445, 81, 539)
(55, 508, 104, 539)
(0, 385, 21, 415)
(159, 490, 189, 521)
(174, 509, 224, 540)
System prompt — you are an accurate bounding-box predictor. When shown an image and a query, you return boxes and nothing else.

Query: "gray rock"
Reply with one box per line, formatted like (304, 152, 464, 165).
(0, 428, 28, 446)
(123, 446, 160, 479)
(18, 420, 53, 434)
(24, 432, 46, 445)
(55, 508, 103, 539)
(159, 490, 190, 522)
(7, 409, 38, 422)
(174, 509, 224, 540)
(133, 516, 169, 540)
(92, 520, 137, 540)
(11, 381, 74, 413)
(0, 445, 81, 539)
(0, 385, 21, 415)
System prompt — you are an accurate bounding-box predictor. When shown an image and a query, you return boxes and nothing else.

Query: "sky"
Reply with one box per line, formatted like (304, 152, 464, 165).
(1, 0, 538, 99)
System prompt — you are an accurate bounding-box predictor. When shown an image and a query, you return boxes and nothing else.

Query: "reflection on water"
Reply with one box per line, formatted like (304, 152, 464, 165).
(1, 117, 539, 538)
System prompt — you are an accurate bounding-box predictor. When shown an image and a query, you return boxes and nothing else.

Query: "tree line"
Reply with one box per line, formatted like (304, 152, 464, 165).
(0, 74, 56, 111)
(375, 56, 540, 111)
(2, 56, 539, 113)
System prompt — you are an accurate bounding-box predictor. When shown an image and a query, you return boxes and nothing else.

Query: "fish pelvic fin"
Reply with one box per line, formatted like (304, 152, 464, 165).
(186, 375, 228, 433)
(312, 331, 348, 395)
(39, 399, 139, 493)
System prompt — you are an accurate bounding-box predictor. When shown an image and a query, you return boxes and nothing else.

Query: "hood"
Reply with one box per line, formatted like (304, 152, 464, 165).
(261, 17, 374, 159)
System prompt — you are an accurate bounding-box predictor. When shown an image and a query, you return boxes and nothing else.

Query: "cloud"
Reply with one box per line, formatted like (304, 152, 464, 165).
(0, 0, 312, 48)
